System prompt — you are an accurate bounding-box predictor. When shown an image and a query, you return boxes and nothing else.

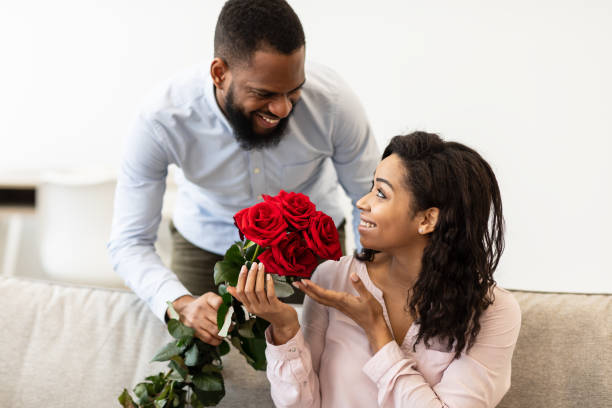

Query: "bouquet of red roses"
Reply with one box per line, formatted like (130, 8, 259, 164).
(119, 191, 342, 408)
(213, 190, 342, 358)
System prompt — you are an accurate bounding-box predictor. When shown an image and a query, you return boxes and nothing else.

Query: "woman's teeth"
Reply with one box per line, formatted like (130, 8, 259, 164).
(360, 220, 376, 228)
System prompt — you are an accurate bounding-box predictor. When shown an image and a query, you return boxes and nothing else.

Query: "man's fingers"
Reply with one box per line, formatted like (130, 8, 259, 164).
(195, 328, 222, 346)
(205, 292, 223, 310)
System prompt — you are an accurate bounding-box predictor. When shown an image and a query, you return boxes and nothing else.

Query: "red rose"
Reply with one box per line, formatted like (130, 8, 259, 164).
(263, 190, 316, 231)
(258, 232, 319, 278)
(303, 212, 343, 261)
(233, 201, 288, 247)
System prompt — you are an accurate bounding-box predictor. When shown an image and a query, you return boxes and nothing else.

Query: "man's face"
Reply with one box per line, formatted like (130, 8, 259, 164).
(219, 46, 306, 150)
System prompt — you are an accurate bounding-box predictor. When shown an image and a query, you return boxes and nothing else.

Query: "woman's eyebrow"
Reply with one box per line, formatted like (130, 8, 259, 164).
(375, 177, 393, 190)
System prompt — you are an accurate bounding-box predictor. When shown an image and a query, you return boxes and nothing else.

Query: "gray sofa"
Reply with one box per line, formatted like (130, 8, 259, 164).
(1, 276, 610, 407)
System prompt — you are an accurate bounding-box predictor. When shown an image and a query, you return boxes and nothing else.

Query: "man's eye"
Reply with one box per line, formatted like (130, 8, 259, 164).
(253, 91, 272, 98)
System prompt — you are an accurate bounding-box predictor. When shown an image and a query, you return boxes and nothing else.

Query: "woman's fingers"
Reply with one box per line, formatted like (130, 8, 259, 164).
(349, 273, 372, 300)
(295, 280, 347, 309)
(255, 263, 268, 305)
(230, 265, 249, 305)
(243, 262, 259, 305)
(266, 273, 277, 303)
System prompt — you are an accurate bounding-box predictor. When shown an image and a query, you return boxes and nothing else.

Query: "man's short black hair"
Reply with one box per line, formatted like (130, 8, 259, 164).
(214, 0, 305, 67)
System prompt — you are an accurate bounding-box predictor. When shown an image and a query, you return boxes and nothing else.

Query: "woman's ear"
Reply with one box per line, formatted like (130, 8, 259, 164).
(418, 207, 439, 235)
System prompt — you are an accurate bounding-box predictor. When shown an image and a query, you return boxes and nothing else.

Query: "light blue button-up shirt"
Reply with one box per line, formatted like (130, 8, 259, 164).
(108, 63, 379, 320)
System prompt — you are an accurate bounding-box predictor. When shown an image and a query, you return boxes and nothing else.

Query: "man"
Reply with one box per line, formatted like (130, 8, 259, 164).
(108, 0, 378, 345)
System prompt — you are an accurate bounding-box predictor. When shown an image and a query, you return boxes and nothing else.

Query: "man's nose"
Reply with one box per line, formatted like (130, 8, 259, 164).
(268, 95, 292, 119)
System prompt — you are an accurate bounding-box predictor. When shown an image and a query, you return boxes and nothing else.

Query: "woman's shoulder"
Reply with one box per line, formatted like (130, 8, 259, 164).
(480, 286, 522, 332)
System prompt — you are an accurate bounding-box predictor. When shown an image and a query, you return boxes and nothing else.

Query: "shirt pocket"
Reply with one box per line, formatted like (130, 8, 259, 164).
(281, 158, 323, 192)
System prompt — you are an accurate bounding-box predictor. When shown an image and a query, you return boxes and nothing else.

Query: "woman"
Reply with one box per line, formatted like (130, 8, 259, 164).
(227, 131, 521, 407)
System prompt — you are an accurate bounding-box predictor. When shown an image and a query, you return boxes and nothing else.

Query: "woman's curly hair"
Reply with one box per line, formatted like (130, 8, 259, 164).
(356, 131, 504, 359)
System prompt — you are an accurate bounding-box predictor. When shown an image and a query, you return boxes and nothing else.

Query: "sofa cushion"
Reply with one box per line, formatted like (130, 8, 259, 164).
(0, 277, 273, 407)
(499, 290, 612, 407)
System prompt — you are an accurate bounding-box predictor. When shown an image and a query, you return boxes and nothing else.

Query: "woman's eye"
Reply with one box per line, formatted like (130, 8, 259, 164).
(376, 189, 386, 198)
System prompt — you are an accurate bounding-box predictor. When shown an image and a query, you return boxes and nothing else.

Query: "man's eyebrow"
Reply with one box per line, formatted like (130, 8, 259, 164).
(375, 177, 394, 190)
(251, 79, 306, 95)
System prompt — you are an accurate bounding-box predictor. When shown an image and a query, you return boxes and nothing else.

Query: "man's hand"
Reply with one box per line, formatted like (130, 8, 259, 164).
(169, 293, 224, 346)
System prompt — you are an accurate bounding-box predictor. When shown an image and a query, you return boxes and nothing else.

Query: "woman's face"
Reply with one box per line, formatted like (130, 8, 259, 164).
(356, 154, 423, 252)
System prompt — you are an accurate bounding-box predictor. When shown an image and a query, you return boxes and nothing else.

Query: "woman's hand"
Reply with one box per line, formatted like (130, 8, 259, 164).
(293, 273, 393, 353)
(227, 262, 300, 345)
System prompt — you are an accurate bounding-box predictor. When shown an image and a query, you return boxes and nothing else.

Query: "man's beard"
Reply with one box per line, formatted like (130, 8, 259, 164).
(224, 85, 292, 151)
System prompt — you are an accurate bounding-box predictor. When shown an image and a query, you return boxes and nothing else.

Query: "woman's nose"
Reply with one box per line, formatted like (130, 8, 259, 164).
(356, 193, 370, 211)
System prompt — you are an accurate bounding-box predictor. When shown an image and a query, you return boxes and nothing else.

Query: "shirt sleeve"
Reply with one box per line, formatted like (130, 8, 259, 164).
(328, 76, 380, 249)
(107, 114, 190, 321)
(362, 292, 522, 407)
(265, 264, 332, 408)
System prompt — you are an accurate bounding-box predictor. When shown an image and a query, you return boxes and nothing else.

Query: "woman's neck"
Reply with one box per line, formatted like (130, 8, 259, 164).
(370, 241, 426, 292)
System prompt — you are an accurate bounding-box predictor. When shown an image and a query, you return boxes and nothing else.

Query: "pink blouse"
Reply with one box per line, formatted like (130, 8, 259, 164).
(265, 256, 521, 407)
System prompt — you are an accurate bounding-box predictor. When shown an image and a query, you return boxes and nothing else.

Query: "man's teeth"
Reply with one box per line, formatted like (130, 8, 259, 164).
(360, 220, 376, 228)
(259, 113, 279, 124)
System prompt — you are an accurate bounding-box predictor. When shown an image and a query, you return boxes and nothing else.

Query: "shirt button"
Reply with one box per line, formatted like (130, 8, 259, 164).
(289, 347, 296, 352)
(253, 167, 260, 174)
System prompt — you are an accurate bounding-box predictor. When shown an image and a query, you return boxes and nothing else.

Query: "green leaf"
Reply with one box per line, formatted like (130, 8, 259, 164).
(145, 372, 166, 394)
(166, 301, 180, 321)
(167, 319, 195, 340)
(245, 243, 258, 261)
(134, 382, 150, 401)
(118, 389, 136, 408)
(221, 292, 232, 306)
(201, 363, 223, 373)
(191, 372, 225, 407)
(217, 302, 230, 331)
(213, 261, 240, 286)
(192, 372, 224, 392)
(154, 399, 167, 408)
(272, 277, 295, 298)
(190, 391, 205, 408)
(176, 335, 193, 352)
(154, 381, 171, 402)
(218, 340, 230, 356)
(151, 341, 181, 362)
(169, 356, 189, 380)
(184, 343, 200, 367)
(229, 335, 255, 365)
(252, 316, 271, 337)
(237, 319, 256, 338)
(233, 334, 268, 371)
(214, 244, 245, 286)
(218, 284, 228, 296)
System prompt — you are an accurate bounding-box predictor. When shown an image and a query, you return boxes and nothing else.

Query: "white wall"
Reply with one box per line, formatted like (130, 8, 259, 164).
(1, 0, 610, 293)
